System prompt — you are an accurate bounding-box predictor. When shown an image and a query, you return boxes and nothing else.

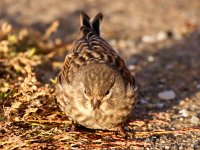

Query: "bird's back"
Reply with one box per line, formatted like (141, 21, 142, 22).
(58, 12, 134, 86)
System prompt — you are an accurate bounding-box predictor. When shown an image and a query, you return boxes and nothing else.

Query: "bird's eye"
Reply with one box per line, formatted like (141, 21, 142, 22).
(105, 90, 110, 95)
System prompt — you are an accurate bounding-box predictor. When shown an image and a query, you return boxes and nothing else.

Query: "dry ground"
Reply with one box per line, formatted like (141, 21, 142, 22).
(0, 0, 200, 149)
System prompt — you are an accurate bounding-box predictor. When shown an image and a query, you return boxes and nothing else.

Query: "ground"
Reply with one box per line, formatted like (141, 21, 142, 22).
(0, 0, 200, 149)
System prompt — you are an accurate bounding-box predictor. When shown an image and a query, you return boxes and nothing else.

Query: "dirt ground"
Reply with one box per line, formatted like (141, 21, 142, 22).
(0, 0, 200, 149)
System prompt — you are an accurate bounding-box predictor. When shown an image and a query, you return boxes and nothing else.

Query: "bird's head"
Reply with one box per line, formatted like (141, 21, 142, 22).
(71, 63, 137, 111)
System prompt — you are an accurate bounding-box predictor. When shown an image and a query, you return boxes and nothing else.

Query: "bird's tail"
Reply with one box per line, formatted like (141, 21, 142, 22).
(80, 11, 103, 36)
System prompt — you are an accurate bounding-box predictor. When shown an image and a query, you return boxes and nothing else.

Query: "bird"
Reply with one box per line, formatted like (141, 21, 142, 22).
(56, 12, 138, 135)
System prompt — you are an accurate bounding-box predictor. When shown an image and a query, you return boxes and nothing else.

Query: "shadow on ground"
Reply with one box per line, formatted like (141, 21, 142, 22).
(133, 30, 200, 119)
(0, 5, 80, 41)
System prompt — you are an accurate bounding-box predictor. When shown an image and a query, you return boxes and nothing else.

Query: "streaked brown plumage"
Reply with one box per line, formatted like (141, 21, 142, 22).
(56, 12, 138, 133)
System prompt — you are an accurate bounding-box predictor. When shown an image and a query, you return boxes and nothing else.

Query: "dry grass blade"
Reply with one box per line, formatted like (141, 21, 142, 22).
(1, 2, 200, 148)
(43, 21, 60, 40)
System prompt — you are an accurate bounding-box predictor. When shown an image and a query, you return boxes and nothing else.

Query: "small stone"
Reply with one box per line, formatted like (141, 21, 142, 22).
(196, 84, 200, 89)
(165, 146, 170, 150)
(179, 100, 186, 106)
(14, 117, 20, 121)
(140, 98, 149, 104)
(128, 64, 135, 70)
(141, 35, 156, 43)
(156, 31, 167, 41)
(12, 101, 22, 109)
(157, 103, 165, 108)
(190, 116, 199, 125)
(179, 145, 184, 150)
(147, 56, 154, 62)
(158, 90, 176, 100)
(141, 31, 168, 43)
(32, 85, 37, 90)
(126, 58, 137, 66)
(34, 99, 41, 106)
(179, 118, 184, 121)
(118, 39, 127, 48)
(173, 30, 183, 40)
(179, 109, 189, 117)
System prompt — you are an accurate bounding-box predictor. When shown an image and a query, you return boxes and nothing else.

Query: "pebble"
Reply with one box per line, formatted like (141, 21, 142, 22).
(179, 109, 189, 117)
(157, 31, 168, 42)
(179, 145, 184, 150)
(147, 55, 154, 62)
(141, 35, 156, 43)
(179, 118, 184, 121)
(165, 146, 170, 150)
(156, 103, 165, 108)
(118, 39, 127, 48)
(140, 98, 149, 104)
(141, 31, 168, 43)
(158, 90, 176, 100)
(173, 30, 183, 40)
(126, 58, 137, 66)
(190, 116, 199, 125)
(128, 64, 135, 70)
(196, 84, 200, 89)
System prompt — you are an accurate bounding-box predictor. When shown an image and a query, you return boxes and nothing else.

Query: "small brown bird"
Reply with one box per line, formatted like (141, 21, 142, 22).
(56, 12, 138, 133)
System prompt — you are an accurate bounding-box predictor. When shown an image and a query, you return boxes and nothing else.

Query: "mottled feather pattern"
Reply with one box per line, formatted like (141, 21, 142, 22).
(56, 12, 138, 132)
(61, 30, 128, 83)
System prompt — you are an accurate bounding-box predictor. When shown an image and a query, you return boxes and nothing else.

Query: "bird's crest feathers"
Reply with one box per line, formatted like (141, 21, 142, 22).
(80, 11, 103, 36)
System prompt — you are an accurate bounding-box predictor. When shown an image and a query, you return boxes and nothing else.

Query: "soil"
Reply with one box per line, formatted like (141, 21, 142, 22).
(0, 0, 200, 149)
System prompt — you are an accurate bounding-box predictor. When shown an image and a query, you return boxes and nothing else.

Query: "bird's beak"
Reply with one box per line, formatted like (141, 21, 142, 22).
(91, 98, 101, 110)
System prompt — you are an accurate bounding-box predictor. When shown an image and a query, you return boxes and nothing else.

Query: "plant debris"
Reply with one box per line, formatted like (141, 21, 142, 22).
(1, 1, 200, 149)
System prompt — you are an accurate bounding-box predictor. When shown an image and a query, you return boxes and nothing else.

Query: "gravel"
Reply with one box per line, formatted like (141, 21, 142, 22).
(1, 0, 200, 149)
